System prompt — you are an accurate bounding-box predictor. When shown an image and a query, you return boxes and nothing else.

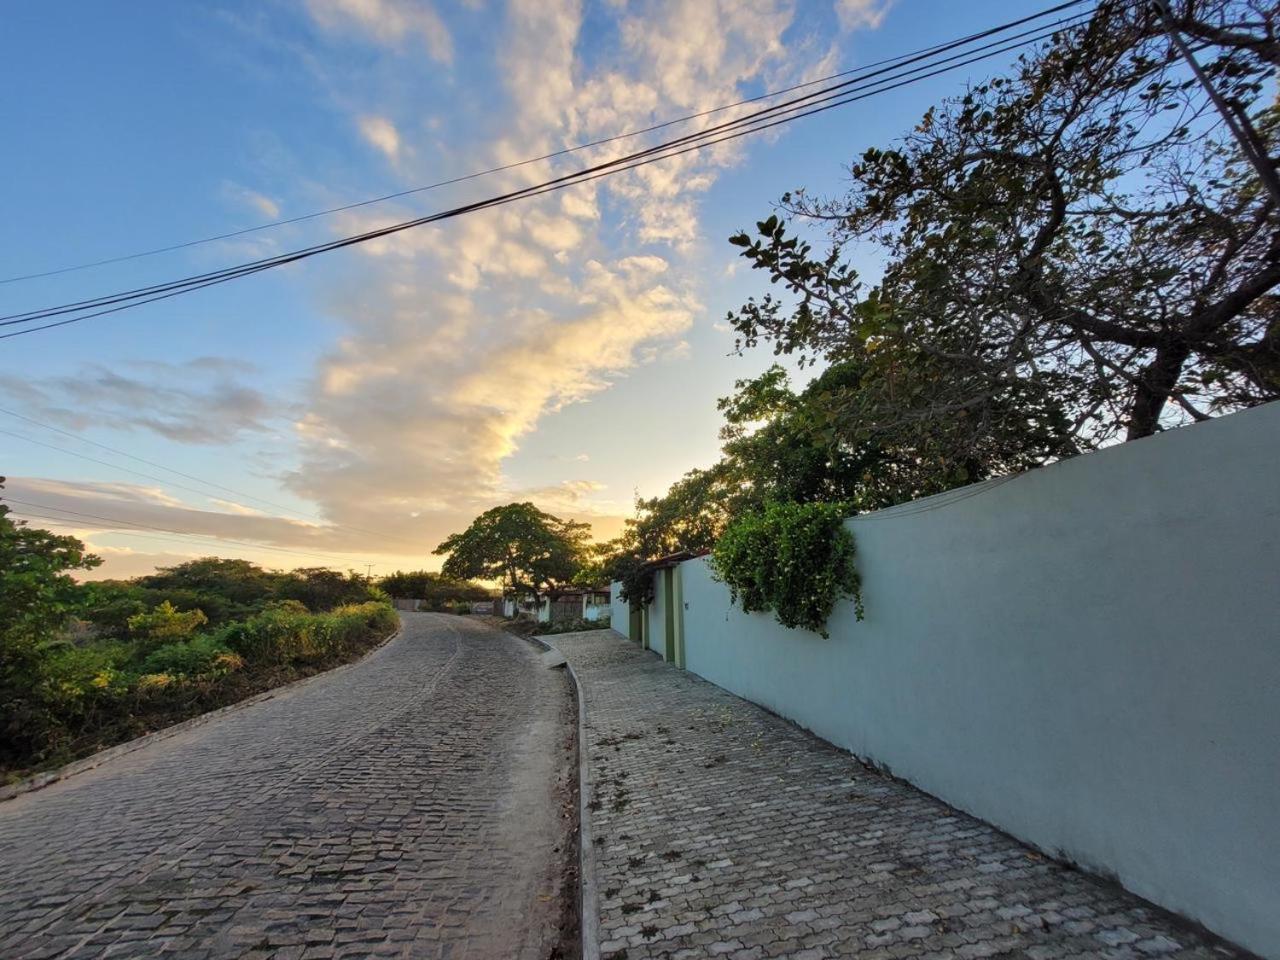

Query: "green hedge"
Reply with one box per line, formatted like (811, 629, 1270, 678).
(710, 501, 863, 638)
(3, 601, 398, 779)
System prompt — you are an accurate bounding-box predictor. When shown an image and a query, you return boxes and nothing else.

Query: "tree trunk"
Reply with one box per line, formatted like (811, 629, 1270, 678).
(1126, 342, 1191, 439)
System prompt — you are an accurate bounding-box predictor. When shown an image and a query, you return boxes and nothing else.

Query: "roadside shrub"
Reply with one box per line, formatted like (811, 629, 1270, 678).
(219, 603, 313, 664)
(3, 599, 398, 779)
(220, 600, 395, 665)
(276, 568, 379, 612)
(141, 635, 240, 677)
(127, 601, 208, 655)
(710, 501, 862, 638)
(535, 616, 611, 635)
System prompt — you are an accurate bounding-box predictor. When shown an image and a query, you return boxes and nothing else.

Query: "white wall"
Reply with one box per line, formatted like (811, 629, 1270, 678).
(673, 402, 1280, 958)
(610, 583, 629, 639)
(649, 575, 668, 656)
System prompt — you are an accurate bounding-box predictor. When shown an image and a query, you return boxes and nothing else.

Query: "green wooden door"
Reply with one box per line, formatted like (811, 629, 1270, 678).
(629, 603, 643, 643)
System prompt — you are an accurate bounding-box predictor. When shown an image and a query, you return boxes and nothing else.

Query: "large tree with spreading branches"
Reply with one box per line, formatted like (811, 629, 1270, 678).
(726, 0, 1278, 486)
(433, 503, 590, 608)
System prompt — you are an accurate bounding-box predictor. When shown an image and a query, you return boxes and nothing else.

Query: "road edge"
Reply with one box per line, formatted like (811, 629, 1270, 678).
(0, 623, 404, 804)
(528, 633, 602, 960)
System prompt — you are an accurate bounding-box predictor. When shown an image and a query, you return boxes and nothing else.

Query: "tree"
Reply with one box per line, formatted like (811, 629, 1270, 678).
(727, 0, 1278, 475)
(378, 570, 491, 604)
(137, 557, 281, 623)
(600, 466, 734, 604)
(717, 360, 991, 511)
(0, 479, 102, 650)
(127, 601, 209, 655)
(0, 478, 101, 767)
(277, 568, 376, 612)
(433, 503, 589, 608)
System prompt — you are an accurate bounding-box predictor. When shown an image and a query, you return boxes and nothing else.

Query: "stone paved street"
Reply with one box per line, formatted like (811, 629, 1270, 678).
(552, 630, 1247, 960)
(0, 613, 576, 960)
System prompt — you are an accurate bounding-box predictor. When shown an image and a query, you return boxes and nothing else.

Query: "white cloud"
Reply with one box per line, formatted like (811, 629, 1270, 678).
(357, 114, 402, 160)
(71, 0, 822, 568)
(0, 359, 283, 446)
(834, 0, 894, 32)
(270, 0, 819, 541)
(224, 183, 280, 219)
(305, 0, 453, 63)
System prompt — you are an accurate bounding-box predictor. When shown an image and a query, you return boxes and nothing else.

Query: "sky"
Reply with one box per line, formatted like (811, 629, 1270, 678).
(1, 0, 1053, 580)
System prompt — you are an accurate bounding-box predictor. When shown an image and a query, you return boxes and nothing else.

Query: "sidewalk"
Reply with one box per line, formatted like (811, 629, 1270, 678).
(552, 629, 1244, 960)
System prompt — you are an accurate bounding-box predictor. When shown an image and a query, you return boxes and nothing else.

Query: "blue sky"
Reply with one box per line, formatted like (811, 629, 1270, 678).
(1, 0, 1054, 578)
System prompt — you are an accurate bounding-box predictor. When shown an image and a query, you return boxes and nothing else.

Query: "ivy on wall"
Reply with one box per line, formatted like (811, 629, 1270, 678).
(709, 501, 863, 638)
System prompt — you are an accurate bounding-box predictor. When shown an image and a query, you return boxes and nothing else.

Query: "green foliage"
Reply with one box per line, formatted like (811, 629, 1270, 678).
(718, 361, 943, 511)
(136, 557, 281, 623)
(140, 635, 239, 677)
(378, 570, 491, 604)
(74, 581, 146, 638)
(535, 615, 611, 636)
(218, 600, 396, 666)
(127, 601, 208, 653)
(710, 502, 862, 638)
(0, 487, 401, 776)
(726, 2, 1279, 453)
(602, 467, 731, 605)
(434, 502, 589, 600)
(0, 479, 103, 770)
(275, 567, 379, 612)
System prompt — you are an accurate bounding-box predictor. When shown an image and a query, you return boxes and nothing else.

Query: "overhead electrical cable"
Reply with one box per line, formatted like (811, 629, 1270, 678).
(0, 5, 1096, 340)
(3, 499, 368, 567)
(0, 405, 427, 549)
(9, 510, 371, 569)
(0, 7, 1092, 326)
(0, 0, 1093, 287)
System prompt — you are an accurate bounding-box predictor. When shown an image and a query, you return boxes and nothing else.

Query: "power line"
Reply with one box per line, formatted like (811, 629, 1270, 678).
(0, 0, 1093, 287)
(0, 429, 398, 562)
(0, 427, 426, 559)
(3, 499, 368, 568)
(0, 404, 426, 549)
(0, 5, 1096, 339)
(11, 511, 377, 569)
(0, 7, 1091, 327)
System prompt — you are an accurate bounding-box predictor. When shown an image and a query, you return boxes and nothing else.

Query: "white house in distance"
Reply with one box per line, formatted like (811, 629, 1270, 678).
(502, 587, 612, 623)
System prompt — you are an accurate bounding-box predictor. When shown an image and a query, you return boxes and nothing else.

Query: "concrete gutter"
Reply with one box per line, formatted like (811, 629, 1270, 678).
(1, 624, 404, 804)
(528, 633, 602, 960)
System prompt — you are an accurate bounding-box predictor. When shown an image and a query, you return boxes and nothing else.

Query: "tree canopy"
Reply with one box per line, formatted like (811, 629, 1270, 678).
(726, 0, 1278, 470)
(1, 478, 102, 765)
(0, 478, 102, 651)
(433, 503, 590, 600)
(602, 2, 1279, 599)
(378, 570, 491, 603)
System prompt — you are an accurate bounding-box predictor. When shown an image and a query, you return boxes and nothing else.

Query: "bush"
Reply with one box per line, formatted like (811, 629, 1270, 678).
(535, 615, 611, 635)
(710, 501, 863, 638)
(2, 597, 399, 779)
(220, 600, 396, 665)
(127, 601, 208, 654)
(141, 635, 242, 677)
(276, 568, 379, 612)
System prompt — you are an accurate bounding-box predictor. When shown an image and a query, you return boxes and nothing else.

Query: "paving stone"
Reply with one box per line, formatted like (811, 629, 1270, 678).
(0, 614, 574, 959)
(554, 629, 1249, 960)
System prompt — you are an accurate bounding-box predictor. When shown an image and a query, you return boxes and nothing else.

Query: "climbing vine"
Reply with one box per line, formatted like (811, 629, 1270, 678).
(709, 501, 863, 638)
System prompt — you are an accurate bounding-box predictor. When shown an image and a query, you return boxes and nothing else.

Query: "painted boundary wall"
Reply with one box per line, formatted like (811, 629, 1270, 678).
(610, 583, 629, 639)
(670, 402, 1280, 958)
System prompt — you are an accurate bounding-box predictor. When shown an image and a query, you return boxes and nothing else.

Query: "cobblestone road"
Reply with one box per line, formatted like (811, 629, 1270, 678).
(0, 613, 576, 960)
(553, 630, 1246, 960)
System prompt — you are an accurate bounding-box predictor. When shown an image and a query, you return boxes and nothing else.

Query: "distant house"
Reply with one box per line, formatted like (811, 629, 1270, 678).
(609, 551, 704, 665)
(502, 586, 611, 623)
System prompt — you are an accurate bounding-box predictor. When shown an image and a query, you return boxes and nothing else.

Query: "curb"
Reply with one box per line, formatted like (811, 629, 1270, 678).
(1, 625, 404, 804)
(528, 634, 602, 960)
